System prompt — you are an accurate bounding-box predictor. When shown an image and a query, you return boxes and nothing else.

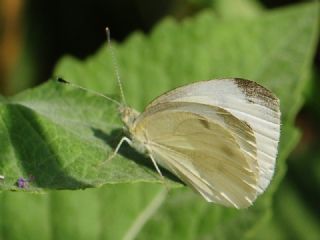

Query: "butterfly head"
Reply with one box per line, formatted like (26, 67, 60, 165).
(119, 105, 139, 131)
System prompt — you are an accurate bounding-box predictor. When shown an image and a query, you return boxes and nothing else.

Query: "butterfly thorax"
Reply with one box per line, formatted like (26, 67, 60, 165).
(119, 105, 149, 155)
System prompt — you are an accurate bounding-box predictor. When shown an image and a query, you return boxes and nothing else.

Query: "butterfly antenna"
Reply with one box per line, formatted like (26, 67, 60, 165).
(105, 27, 127, 106)
(57, 78, 121, 106)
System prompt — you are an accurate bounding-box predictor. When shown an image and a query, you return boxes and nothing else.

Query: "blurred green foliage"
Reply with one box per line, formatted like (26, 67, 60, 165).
(0, 0, 319, 239)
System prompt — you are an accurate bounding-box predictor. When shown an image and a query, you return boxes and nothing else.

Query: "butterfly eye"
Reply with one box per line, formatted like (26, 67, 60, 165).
(120, 107, 139, 129)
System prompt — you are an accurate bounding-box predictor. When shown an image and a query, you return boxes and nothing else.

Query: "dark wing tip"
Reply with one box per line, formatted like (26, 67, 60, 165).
(233, 78, 280, 111)
(234, 78, 278, 101)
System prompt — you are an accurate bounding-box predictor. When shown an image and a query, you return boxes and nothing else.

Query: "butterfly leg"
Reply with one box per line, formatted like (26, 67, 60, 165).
(149, 154, 170, 193)
(148, 154, 164, 179)
(97, 136, 132, 167)
(109, 136, 132, 161)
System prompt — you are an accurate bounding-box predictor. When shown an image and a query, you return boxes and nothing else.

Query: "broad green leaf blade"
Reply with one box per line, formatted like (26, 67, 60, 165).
(0, 81, 167, 191)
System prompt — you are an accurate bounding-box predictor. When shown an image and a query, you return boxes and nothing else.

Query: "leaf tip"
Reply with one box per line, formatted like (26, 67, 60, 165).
(56, 77, 69, 84)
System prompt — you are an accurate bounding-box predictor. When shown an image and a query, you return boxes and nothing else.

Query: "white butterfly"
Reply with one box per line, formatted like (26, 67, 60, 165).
(59, 29, 281, 209)
(118, 78, 280, 208)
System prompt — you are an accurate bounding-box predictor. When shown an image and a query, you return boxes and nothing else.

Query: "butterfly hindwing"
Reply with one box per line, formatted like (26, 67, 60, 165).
(133, 102, 259, 208)
(146, 78, 280, 193)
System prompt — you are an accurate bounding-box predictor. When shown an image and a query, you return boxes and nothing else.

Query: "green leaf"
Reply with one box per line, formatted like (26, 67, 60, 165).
(0, 2, 319, 239)
(0, 183, 164, 240)
(0, 81, 167, 191)
(253, 179, 320, 240)
(1, 1, 317, 191)
(213, 0, 263, 18)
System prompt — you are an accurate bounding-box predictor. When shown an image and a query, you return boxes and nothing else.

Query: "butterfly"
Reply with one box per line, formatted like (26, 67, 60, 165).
(58, 28, 281, 209)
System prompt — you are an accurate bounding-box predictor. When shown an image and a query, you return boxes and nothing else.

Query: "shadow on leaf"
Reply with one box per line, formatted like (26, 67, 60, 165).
(7, 104, 92, 189)
(92, 127, 182, 184)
